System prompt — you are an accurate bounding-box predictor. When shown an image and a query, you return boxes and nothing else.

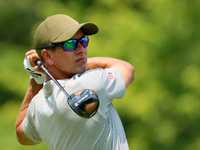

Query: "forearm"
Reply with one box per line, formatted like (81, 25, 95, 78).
(15, 79, 43, 132)
(87, 57, 134, 88)
(87, 57, 127, 69)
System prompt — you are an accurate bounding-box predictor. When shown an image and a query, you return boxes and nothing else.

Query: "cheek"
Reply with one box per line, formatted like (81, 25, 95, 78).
(53, 52, 74, 69)
(86, 50, 88, 57)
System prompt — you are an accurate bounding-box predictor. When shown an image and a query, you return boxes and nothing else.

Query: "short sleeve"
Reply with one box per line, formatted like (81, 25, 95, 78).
(22, 100, 42, 143)
(82, 68, 126, 101)
(103, 68, 126, 100)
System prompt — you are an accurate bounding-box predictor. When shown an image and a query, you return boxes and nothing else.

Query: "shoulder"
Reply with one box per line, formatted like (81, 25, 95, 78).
(72, 68, 104, 82)
(81, 68, 122, 79)
(81, 68, 125, 89)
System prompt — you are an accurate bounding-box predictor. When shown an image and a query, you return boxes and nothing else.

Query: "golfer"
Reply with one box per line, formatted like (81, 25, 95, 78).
(15, 14, 134, 150)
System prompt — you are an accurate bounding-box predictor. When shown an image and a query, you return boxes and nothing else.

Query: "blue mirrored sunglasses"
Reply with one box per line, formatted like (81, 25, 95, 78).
(35, 37, 89, 51)
(56, 37, 89, 51)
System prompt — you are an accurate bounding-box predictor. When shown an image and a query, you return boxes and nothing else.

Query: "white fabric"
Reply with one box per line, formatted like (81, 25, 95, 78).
(23, 56, 46, 84)
(23, 68, 129, 150)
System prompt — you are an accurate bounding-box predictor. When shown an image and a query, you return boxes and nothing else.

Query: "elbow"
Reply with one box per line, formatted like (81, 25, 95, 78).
(17, 139, 31, 146)
(16, 137, 26, 145)
(127, 64, 135, 86)
(15, 126, 25, 145)
(15, 130, 24, 145)
(124, 63, 135, 88)
(130, 65, 135, 82)
(126, 62, 135, 81)
(15, 131, 36, 145)
(112, 61, 135, 88)
(15, 124, 37, 145)
(15, 123, 22, 144)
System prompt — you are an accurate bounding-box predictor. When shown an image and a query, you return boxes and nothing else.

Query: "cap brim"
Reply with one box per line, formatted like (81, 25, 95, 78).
(52, 22, 98, 43)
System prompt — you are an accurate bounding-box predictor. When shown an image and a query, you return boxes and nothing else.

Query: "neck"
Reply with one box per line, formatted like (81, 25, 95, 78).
(44, 65, 74, 82)
(45, 72, 73, 82)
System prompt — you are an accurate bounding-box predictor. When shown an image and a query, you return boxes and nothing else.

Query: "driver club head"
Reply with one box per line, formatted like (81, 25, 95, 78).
(67, 89, 99, 118)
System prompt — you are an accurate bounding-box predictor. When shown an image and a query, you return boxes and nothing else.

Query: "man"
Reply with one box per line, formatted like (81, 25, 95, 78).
(15, 14, 134, 150)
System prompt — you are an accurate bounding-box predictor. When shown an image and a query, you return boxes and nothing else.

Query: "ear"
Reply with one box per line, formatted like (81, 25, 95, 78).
(41, 49, 54, 66)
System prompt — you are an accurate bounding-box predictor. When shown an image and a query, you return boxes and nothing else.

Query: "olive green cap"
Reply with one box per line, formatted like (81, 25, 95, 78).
(34, 14, 99, 56)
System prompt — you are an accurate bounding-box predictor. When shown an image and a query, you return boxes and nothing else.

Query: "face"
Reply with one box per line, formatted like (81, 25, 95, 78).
(45, 30, 88, 79)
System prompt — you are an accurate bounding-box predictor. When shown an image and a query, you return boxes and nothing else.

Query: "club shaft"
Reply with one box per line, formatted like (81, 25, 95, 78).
(36, 60, 69, 97)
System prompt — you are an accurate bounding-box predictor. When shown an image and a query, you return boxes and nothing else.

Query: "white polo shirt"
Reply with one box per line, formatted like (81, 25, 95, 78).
(23, 68, 129, 150)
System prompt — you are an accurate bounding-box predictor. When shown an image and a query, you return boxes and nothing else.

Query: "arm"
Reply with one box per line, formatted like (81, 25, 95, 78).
(87, 57, 134, 88)
(15, 79, 43, 145)
(15, 50, 44, 145)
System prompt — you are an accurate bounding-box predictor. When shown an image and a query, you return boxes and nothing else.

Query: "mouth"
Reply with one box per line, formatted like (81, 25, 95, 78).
(75, 57, 86, 62)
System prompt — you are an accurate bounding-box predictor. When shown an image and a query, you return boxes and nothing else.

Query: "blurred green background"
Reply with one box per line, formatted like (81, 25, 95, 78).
(1, 0, 200, 149)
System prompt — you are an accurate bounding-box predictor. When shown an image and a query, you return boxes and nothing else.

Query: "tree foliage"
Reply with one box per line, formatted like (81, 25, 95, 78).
(0, 0, 200, 149)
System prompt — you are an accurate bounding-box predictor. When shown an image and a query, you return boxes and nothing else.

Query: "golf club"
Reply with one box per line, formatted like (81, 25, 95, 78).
(36, 60, 99, 118)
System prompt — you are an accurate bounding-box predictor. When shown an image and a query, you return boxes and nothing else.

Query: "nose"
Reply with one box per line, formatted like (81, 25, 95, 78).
(75, 43, 86, 54)
(77, 42, 83, 48)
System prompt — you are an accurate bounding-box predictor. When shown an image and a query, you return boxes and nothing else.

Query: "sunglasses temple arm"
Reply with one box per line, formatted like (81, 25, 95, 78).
(35, 60, 70, 97)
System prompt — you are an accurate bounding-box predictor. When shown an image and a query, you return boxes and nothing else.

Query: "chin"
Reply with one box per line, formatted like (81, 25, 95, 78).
(77, 67, 87, 74)
(79, 69, 87, 74)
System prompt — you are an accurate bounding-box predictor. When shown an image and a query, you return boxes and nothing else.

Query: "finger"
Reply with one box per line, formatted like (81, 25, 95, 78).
(34, 65, 39, 71)
(31, 53, 41, 62)
(25, 50, 36, 59)
(28, 54, 41, 67)
(33, 66, 45, 74)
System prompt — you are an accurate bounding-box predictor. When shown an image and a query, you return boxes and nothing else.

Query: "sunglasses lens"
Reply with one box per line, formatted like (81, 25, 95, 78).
(63, 40, 77, 51)
(62, 37, 89, 51)
(81, 37, 89, 48)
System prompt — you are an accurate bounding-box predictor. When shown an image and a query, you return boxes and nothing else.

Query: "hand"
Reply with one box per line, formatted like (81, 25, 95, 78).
(23, 50, 46, 84)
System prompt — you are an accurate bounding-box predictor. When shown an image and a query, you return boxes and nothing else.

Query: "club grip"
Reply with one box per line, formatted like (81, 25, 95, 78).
(36, 60, 43, 67)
